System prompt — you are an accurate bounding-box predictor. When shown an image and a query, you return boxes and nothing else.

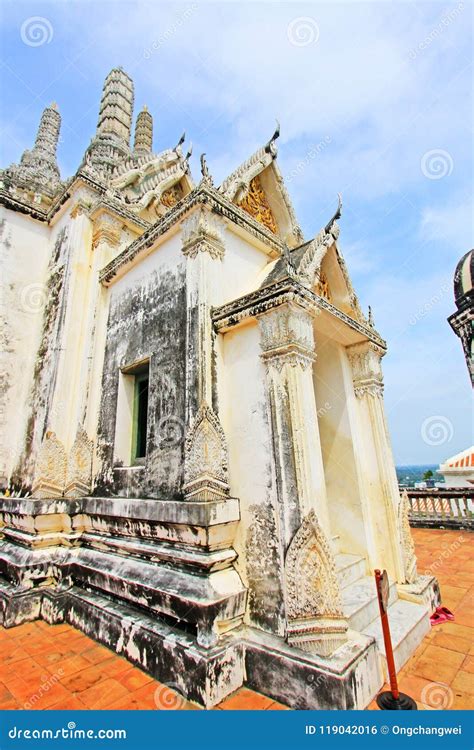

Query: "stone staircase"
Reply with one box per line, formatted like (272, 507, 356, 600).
(335, 553, 430, 674)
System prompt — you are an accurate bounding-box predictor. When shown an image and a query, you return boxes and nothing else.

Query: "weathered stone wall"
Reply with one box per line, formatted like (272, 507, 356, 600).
(217, 321, 285, 635)
(95, 241, 187, 498)
(0, 206, 67, 490)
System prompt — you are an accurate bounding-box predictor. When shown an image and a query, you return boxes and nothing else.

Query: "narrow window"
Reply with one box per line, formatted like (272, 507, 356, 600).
(132, 365, 149, 462)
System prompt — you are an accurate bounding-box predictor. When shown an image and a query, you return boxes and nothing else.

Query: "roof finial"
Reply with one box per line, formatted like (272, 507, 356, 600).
(368, 306, 375, 328)
(265, 119, 280, 155)
(133, 106, 153, 154)
(325, 193, 342, 233)
(174, 131, 186, 153)
(200, 153, 213, 185)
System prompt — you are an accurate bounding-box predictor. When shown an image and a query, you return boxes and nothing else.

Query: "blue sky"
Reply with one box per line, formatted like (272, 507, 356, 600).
(1, 1, 472, 464)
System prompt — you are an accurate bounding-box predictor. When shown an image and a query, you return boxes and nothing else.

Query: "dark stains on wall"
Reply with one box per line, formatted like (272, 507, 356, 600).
(11, 228, 69, 488)
(245, 502, 285, 634)
(95, 264, 187, 499)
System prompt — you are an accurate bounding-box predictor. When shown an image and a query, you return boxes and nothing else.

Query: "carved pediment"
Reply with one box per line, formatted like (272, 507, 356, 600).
(64, 424, 93, 498)
(285, 510, 348, 656)
(32, 431, 67, 499)
(286, 510, 343, 619)
(182, 403, 230, 502)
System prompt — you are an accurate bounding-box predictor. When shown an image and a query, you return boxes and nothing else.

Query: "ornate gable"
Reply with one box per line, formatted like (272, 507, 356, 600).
(219, 126, 303, 247)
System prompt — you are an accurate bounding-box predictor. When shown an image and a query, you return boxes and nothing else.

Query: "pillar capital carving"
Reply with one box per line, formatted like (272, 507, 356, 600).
(347, 340, 385, 398)
(181, 207, 225, 260)
(258, 303, 316, 371)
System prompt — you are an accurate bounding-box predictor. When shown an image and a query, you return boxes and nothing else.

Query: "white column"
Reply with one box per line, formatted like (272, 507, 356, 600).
(257, 302, 330, 543)
(346, 341, 405, 581)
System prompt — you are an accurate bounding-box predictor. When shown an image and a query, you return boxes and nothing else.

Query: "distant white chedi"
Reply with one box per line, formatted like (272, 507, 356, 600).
(0, 68, 440, 710)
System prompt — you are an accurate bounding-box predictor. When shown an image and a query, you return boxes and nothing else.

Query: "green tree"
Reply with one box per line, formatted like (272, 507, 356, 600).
(423, 469, 434, 480)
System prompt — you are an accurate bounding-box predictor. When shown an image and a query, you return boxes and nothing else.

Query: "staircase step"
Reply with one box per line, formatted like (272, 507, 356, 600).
(335, 553, 366, 589)
(341, 576, 397, 632)
(363, 599, 430, 674)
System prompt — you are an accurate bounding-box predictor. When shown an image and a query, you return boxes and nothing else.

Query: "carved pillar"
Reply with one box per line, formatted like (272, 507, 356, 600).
(257, 302, 330, 544)
(180, 207, 229, 501)
(181, 207, 225, 422)
(346, 341, 405, 581)
(82, 210, 122, 449)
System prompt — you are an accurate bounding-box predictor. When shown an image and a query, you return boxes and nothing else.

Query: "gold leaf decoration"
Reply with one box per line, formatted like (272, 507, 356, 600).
(161, 183, 183, 208)
(316, 271, 332, 302)
(238, 176, 278, 234)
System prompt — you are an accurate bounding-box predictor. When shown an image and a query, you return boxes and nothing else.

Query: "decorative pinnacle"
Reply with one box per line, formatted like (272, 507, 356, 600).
(200, 153, 213, 185)
(133, 105, 153, 154)
(368, 306, 375, 328)
(325, 193, 342, 233)
(97, 67, 134, 145)
(265, 119, 280, 155)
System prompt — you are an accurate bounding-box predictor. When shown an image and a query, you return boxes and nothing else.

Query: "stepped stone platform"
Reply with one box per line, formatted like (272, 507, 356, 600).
(0, 495, 443, 709)
(0, 528, 471, 711)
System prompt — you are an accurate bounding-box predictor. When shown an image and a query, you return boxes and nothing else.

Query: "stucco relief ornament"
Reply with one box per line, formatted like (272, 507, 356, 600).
(259, 304, 316, 371)
(399, 491, 418, 584)
(31, 431, 67, 499)
(181, 208, 225, 260)
(347, 341, 385, 399)
(182, 403, 230, 502)
(285, 510, 348, 656)
(64, 424, 94, 498)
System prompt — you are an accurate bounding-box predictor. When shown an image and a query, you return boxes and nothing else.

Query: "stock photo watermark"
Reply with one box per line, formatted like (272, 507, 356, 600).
(421, 149, 454, 180)
(287, 17, 320, 47)
(144, 4, 198, 59)
(409, 3, 465, 60)
(20, 17, 54, 47)
(421, 415, 454, 446)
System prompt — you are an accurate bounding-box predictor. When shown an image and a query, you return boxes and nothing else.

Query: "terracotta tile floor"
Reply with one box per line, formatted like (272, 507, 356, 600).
(0, 528, 471, 710)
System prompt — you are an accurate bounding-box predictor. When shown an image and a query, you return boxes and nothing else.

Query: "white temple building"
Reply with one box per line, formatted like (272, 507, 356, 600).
(0, 68, 440, 709)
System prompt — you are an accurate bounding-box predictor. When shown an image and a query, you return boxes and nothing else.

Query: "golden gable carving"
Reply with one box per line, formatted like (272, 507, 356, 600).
(238, 176, 278, 234)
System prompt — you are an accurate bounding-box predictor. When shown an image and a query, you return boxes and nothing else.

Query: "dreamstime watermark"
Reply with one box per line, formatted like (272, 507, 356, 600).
(144, 4, 198, 59)
(19, 282, 48, 314)
(154, 682, 186, 709)
(8, 723, 127, 740)
(20, 17, 54, 47)
(421, 416, 454, 446)
(423, 535, 465, 576)
(421, 149, 454, 180)
(409, 279, 451, 326)
(24, 668, 65, 709)
(287, 138, 332, 182)
(420, 682, 454, 709)
(409, 3, 464, 60)
(316, 401, 332, 418)
(287, 17, 320, 47)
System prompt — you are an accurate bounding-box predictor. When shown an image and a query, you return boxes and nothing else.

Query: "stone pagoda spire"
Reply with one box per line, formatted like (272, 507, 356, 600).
(2, 103, 62, 196)
(96, 67, 134, 145)
(133, 105, 153, 155)
(81, 68, 135, 179)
